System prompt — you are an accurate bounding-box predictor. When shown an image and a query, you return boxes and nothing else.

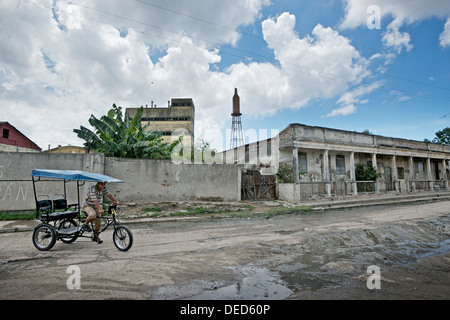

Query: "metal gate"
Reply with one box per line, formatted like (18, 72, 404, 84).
(334, 178, 347, 196)
(241, 170, 276, 200)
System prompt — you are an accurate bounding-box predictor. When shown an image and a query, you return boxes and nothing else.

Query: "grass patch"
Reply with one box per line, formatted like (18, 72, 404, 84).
(131, 202, 315, 220)
(0, 211, 35, 221)
(143, 207, 162, 213)
(266, 206, 313, 215)
(167, 207, 220, 217)
(186, 207, 217, 215)
(228, 206, 314, 218)
(167, 205, 314, 219)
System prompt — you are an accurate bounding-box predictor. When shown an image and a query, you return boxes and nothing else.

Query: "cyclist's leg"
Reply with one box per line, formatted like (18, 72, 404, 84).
(94, 217, 101, 233)
(82, 206, 96, 231)
(93, 212, 103, 244)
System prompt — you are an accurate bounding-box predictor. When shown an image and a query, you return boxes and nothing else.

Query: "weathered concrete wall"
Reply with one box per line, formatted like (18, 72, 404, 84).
(0, 152, 241, 211)
(216, 137, 280, 175)
(277, 183, 300, 204)
(282, 123, 450, 157)
(104, 157, 241, 202)
(0, 152, 104, 211)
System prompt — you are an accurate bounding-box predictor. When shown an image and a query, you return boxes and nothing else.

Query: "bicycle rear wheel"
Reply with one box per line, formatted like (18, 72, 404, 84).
(113, 226, 133, 251)
(32, 223, 56, 251)
(58, 218, 79, 243)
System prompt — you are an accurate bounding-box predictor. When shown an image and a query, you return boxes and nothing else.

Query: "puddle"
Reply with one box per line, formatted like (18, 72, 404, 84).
(414, 238, 450, 259)
(149, 265, 293, 300)
(189, 266, 293, 300)
(145, 216, 450, 300)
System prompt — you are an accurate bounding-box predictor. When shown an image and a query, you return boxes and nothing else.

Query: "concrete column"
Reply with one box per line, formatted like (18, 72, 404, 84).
(409, 157, 416, 192)
(443, 159, 449, 191)
(323, 149, 331, 197)
(372, 153, 380, 193)
(350, 151, 357, 196)
(293, 148, 299, 184)
(426, 157, 433, 191)
(392, 155, 398, 192)
(292, 148, 300, 203)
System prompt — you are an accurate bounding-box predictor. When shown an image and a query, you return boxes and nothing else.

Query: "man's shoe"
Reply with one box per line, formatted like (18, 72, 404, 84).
(81, 224, 92, 232)
(92, 234, 103, 244)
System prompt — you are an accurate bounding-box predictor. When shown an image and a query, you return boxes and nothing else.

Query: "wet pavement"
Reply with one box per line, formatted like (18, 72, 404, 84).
(1, 193, 449, 300)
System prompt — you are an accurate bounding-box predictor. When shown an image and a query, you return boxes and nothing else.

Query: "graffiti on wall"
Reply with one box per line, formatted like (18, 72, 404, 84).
(0, 165, 29, 203)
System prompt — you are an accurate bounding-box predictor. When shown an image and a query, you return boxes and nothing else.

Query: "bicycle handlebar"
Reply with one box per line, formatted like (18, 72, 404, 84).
(107, 203, 119, 214)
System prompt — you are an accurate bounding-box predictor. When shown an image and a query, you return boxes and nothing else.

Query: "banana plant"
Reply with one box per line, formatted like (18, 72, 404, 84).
(73, 104, 180, 159)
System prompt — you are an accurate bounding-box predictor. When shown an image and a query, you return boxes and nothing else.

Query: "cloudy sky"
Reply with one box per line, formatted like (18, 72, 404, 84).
(1, 0, 450, 152)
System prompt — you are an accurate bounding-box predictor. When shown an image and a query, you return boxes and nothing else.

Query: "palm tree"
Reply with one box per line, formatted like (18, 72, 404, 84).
(73, 104, 181, 159)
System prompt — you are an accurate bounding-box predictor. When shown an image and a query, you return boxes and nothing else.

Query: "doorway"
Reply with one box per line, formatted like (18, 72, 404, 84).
(433, 161, 440, 180)
(384, 167, 393, 191)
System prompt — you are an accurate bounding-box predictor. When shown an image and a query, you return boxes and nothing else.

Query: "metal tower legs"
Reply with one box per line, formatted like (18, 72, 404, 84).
(230, 115, 244, 149)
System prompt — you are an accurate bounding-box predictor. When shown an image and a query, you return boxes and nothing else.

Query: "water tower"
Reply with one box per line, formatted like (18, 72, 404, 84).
(230, 88, 244, 149)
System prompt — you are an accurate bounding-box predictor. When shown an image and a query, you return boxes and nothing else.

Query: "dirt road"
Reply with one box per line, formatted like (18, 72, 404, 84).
(0, 200, 449, 300)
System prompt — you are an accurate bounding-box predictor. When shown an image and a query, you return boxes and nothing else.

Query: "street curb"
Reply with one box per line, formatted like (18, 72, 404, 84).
(0, 227, 36, 234)
(2, 193, 450, 234)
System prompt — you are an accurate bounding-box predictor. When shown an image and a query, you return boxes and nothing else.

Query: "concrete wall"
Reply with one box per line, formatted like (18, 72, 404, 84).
(104, 157, 241, 202)
(0, 152, 241, 211)
(0, 152, 104, 211)
(277, 183, 300, 204)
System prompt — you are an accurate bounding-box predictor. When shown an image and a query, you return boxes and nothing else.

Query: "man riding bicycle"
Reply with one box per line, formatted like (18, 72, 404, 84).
(81, 181, 119, 244)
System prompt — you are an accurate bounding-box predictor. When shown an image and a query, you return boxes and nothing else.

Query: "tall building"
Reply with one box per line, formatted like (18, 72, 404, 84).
(126, 98, 195, 146)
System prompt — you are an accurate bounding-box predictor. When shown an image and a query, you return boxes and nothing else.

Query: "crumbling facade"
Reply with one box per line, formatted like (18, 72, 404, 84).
(220, 123, 450, 200)
(126, 98, 195, 147)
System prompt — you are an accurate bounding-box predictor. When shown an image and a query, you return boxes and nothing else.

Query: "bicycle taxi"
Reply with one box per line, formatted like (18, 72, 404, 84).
(31, 169, 133, 251)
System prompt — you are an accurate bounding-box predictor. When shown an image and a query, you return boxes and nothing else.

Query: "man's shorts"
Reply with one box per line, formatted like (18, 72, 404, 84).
(82, 205, 102, 220)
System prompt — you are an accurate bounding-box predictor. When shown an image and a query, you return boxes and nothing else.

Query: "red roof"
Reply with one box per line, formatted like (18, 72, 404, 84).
(0, 122, 41, 151)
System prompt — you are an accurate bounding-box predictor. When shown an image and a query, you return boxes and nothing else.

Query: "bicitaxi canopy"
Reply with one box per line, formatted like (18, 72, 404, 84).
(31, 169, 124, 183)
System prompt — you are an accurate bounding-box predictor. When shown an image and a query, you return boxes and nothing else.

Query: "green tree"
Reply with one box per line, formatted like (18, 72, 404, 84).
(355, 164, 380, 193)
(192, 139, 217, 163)
(73, 104, 181, 159)
(432, 127, 450, 145)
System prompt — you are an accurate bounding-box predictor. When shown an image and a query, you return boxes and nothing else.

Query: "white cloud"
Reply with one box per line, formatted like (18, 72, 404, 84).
(1, 0, 269, 150)
(326, 104, 357, 117)
(261, 12, 370, 107)
(341, 0, 450, 29)
(340, 0, 450, 52)
(382, 26, 413, 54)
(440, 18, 450, 47)
(326, 81, 383, 117)
(1, 1, 372, 152)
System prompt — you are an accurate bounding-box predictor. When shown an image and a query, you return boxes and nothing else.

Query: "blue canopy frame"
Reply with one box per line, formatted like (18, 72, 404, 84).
(31, 169, 124, 183)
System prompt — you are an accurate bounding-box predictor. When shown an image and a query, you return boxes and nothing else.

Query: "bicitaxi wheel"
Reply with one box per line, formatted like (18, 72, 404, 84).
(32, 223, 56, 251)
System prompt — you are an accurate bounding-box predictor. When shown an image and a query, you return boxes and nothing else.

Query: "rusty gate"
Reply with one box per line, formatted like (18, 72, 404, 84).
(241, 170, 277, 200)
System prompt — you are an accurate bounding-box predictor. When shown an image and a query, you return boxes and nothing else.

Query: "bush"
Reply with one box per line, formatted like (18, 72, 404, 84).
(276, 163, 305, 183)
(355, 164, 380, 181)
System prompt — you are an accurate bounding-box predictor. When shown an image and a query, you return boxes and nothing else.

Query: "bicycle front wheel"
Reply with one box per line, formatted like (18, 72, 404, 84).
(113, 226, 133, 251)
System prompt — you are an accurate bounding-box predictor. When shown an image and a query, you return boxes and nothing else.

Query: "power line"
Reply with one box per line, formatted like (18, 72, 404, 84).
(134, 0, 450, 93)
(404, 112, 450, 137)
(21, 0, 450, 103)
(35, 0, 368, 85)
